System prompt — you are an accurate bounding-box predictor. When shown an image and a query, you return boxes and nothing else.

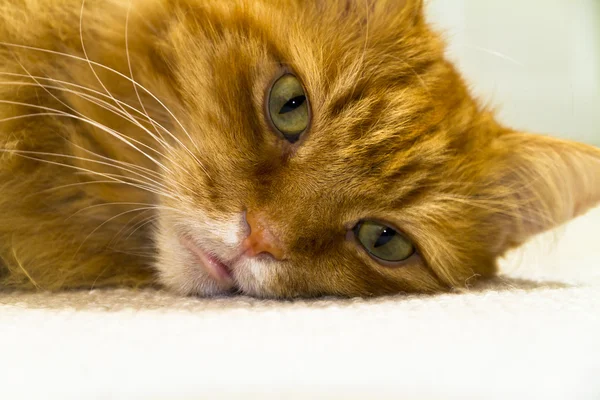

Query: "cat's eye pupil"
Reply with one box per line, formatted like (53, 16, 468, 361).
(279, 95, 306, 115)
(267, 74, 310, 142)
(374, 228, 395, 248)
(354, 221, 415, 264)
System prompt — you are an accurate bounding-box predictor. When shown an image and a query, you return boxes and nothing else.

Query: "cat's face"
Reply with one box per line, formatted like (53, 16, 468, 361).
(148, 0, 600, 297)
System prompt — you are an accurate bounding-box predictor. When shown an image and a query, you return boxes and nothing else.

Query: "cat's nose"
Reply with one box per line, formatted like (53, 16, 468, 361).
(242, 210, 286, 260)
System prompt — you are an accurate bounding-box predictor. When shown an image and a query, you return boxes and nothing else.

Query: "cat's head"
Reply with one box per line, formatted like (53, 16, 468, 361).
(144, 0, 600, 297)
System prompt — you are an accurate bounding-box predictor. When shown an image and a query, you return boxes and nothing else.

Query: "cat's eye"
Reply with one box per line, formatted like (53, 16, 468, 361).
(354, 221, 415, 263)
(267, 74, 310, 143)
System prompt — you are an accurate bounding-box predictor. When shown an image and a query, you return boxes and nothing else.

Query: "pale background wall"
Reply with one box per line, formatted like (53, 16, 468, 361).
(426, 0, 600, 145)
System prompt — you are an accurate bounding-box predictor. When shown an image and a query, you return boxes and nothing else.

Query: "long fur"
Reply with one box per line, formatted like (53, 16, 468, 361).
(1, 0, 599, 297)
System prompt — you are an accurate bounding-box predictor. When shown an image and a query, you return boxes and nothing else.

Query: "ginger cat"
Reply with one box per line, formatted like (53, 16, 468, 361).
(0, 0, 598, 298)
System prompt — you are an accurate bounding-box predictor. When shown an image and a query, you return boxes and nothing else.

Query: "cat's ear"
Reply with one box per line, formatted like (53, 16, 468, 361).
(488, 132, 600, 250)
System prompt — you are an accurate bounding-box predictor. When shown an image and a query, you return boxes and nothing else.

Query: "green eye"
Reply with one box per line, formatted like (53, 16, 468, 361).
(355, 221, 415, 263)
(268, 74, 310, 143)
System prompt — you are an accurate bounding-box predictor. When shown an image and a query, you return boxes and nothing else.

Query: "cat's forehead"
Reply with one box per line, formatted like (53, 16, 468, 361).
(173, 0, 462, 208)
(287, 60, 452, 204)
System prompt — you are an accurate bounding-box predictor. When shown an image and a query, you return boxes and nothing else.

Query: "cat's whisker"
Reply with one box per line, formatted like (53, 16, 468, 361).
(0, 71, 178, 146)
(1, 150, 178, 200)
(0, 78, 195, 180)
(79, 0, 140, 138)
(0, 142, 170, 194)
(81, 171, 171, 199)
(0, 99, 173, 174)
(0, 40, 210, 179)
(0, 111, 65, 124)
(106, 248, 156, 259)
(67, 139, 164, 181)
(67, 201, 171, 220)
(69, 201, 182, 248)
(0, 81, 173, 166)
(73, 205, 161, 260)
(0, 125, 176, 198)
(68, 140, 198, 196)
(111, 212, 159, 247)
(10, 246, 41, 290)
(0, 101, 150, 153)
(26, 74, 171, 153)
(125, 0, 167, 146)
(15, 58, 173, 163)
(14, 57, 140, 138)
(75, 4, 178, 162)
(78, 0, 207, 178)
(116, 209, 156, 238)
(28, 180, 142, 197)
(123, 215, 160, 241)
(60, 88, 199, 182)
(463, 44, 525, 67)
(89, 264, 113, 290)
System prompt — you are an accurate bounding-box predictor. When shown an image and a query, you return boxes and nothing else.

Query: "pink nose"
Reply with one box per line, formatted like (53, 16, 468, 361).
(242, 211, 286, 260)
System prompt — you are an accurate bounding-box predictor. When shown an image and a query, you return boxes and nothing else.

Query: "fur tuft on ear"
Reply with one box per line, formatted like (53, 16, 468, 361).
(491, 132, 600, 250)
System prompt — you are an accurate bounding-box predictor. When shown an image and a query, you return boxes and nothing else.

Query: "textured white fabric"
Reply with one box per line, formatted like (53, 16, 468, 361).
(1, 208, 599, 400)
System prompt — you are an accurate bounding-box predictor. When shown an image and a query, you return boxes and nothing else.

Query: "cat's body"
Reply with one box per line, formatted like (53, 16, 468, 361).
(0, 0, 598, 298)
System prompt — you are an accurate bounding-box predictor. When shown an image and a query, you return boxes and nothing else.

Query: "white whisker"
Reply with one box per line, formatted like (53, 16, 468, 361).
(67, 140, 163, 181)
(66, 139, 198, 195)
(125, 0, 166, 145)
(77, 0, 207, 177)
(124, 214, 160, 241)
(0, 78, 191, 178)
(0, 98, 173, 173)
(10, 148, 170, 191)
(14, 60, 174, 164)
(0, 71, 178, 144)
(0, 123, 170, 195)
(464, 44, 525, 67)
(67, 201, 177, 219)
(76, 3, 176, 160)
(13, 65, 172, 154)
(29, 180, 139, 196)
(0, 40, 210, 179)
(1, 149, 178, 200)
(73, 205, 160, 258)
(79, 0, 139, 136)
(110, 210, 157, 246)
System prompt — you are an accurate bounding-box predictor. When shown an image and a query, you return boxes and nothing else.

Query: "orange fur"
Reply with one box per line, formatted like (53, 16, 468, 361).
(0, 0, 598, 297)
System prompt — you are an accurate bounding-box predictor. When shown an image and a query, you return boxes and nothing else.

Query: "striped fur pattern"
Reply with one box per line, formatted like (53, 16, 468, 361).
(0, 0, 599, 297)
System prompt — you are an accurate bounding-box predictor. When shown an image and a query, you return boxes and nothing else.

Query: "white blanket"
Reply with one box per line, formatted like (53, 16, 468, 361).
(1, 208, 599, 400)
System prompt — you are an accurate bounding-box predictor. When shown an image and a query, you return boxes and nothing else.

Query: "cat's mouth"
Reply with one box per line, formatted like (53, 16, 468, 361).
(180, 236, 235, 289)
